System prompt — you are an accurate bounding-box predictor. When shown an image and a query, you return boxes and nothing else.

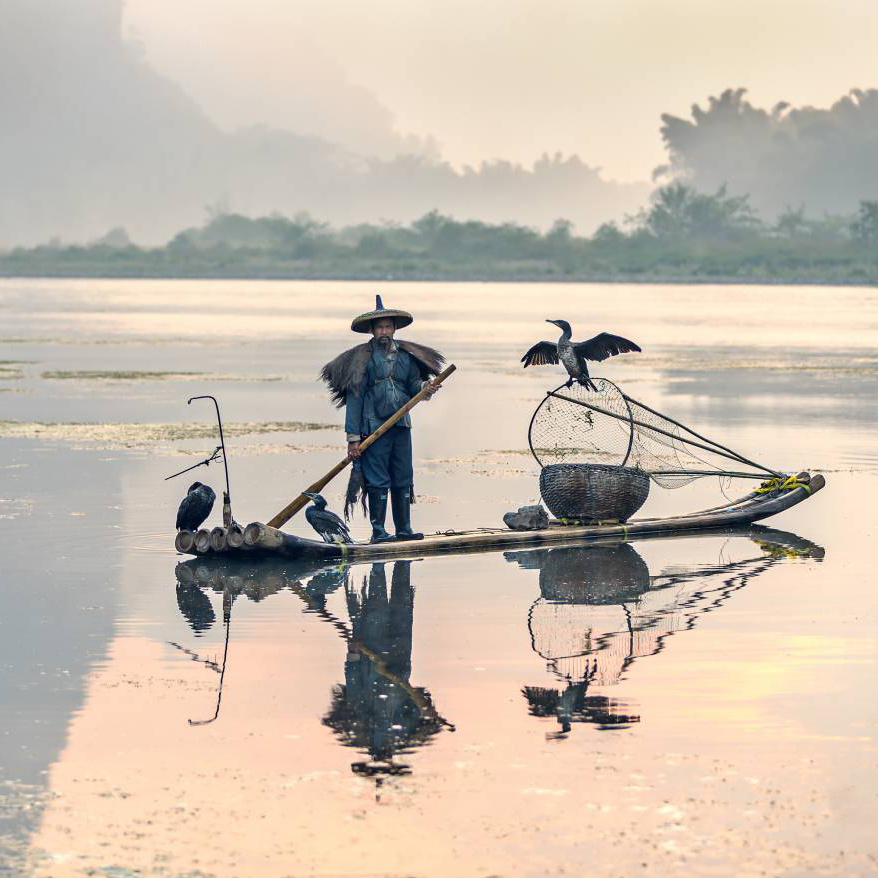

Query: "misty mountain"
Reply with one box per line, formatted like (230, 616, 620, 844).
(657, 88, 878, 218)
(0, 0, 647, 247)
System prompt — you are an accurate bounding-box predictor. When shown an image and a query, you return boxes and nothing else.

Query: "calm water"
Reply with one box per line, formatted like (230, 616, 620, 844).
(1, 279, 877, 876)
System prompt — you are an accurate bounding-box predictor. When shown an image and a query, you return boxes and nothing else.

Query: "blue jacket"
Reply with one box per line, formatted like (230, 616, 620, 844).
(345, 339, 425, 439)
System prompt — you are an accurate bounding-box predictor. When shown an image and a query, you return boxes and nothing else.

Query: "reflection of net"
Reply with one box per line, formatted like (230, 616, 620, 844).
(529, 379, 633, 467)
(527, 546, 789, 691)
(528, 378, 776, 488)
(529, 601, 680, 687)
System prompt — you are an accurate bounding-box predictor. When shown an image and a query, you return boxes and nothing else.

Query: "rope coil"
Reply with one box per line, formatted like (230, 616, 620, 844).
(755, 475, 811, 495)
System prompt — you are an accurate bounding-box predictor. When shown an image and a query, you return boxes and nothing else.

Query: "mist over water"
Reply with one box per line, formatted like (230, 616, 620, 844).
(6, 1, 878, 249)
(0, 0, 646, 246)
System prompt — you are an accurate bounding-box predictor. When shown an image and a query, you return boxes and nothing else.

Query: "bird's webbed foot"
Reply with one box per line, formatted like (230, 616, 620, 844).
(564, 378, 574, 388)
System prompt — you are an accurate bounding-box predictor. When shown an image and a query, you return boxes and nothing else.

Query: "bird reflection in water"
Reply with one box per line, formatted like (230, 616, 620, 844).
(175, 578, 216, 635)
(506, 526, 825, 738)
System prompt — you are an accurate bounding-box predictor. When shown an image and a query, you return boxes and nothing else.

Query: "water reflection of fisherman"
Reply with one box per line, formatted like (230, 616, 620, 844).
(322, 560, 444, 776)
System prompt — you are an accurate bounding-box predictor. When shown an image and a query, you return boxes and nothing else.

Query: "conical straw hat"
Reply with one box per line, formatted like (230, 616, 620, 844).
(351, 294, 414, 333)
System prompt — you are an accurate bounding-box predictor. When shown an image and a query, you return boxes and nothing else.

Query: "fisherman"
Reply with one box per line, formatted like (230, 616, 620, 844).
(320, 295, 445, 542)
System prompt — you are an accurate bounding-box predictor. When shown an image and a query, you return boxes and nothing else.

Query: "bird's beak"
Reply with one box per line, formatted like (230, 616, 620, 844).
(546, 319, 560, 327)
(302, 492, 316, 500)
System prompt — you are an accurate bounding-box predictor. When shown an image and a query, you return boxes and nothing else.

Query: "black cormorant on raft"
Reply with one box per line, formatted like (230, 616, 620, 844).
(303, 492, 353, 544)
(521, 320, 641, 389)
(176, 482, 216, 532)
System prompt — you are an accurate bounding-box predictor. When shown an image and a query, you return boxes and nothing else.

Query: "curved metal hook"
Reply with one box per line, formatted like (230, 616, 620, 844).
(188, 395, 231, 503)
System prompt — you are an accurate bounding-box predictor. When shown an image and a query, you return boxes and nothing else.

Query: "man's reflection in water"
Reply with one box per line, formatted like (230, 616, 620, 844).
(172, 558, 451, 766)
(509, 527, 825, 739)
(322, 561, 445, 777)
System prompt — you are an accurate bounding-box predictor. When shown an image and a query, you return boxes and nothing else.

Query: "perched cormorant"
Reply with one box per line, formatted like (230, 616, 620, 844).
(304, 492, 353, 544)
(175, 481, 216, 531)
(521, 320, 641, 389)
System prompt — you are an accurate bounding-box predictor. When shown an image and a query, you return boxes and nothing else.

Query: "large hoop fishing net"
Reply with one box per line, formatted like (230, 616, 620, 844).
(528, 378, 781, 488)
(528, 379, 634, 468)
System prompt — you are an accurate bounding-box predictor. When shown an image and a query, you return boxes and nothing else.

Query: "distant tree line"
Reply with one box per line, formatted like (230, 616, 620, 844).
(658, 88, 878, 218)
(2, 186, 877, 283)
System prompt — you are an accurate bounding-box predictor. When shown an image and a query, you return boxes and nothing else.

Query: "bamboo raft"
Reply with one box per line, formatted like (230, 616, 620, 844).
(174, 471, 824, 563)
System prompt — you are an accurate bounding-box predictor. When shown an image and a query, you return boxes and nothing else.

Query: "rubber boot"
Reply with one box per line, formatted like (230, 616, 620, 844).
(391, 486, 423, 541)
(367, 488, 394, 543)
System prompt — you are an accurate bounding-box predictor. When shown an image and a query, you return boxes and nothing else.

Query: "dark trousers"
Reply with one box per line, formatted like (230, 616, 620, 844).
(360, 426, 414, 490)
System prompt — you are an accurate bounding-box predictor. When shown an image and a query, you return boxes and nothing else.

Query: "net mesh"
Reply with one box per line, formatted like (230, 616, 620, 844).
(528, 379, 634, 467)
(528, 378, 772, 488)
(625, 397, 721, 488)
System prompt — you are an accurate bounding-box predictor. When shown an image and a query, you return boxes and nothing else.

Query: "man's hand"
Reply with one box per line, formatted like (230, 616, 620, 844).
(423, 381, 440, 399)
(347, 440, 361, 460)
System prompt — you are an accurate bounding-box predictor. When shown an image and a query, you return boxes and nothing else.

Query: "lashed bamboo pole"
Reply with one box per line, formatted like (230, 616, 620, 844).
(226, 524, 245, 549)
(266, 363, 456, 529)
(209, 526, 228, 552)
(175, 530, 196, 554)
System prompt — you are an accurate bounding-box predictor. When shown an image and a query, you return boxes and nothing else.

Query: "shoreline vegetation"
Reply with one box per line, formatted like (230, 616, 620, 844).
(3, 185, 877, 285)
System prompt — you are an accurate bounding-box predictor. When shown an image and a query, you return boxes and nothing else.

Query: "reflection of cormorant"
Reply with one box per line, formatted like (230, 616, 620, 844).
(523, 682, 640, 736)
(509, 527, 824, 737)
(171, 558, 351, 726)
(323, 561, 444, 776)
(303, 566, 348, 611)
(175, 580, 216, 635)
(175, 481, 216, 531)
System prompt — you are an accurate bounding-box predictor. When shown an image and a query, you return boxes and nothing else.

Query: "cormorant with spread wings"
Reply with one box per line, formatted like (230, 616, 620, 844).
(521, 320, 641, 390)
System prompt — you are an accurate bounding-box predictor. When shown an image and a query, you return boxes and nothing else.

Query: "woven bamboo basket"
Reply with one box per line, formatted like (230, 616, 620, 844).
(539, 463, 649, 523)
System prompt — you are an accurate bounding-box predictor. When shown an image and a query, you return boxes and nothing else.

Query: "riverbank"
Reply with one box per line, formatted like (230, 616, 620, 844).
(5, 197, 876, 285)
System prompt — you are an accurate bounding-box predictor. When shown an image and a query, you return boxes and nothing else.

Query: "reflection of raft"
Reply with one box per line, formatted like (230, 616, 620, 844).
(174, 472, 824, 562)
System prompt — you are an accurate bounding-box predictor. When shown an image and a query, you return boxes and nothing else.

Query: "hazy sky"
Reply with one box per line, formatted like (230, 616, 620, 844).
(124, 0, 878, 181)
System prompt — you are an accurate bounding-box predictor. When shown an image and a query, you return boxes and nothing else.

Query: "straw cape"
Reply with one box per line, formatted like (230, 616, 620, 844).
(351, 294, 413, 333)
(320, 340, 445, 408)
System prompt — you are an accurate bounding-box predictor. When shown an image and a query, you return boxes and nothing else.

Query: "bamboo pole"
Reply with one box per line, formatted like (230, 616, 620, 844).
(175, 530, 195, 554)
(194, 528, 212, 553)
(267, 363, 457, 529)
(209, 526, 228, 552)
(226, 524, 244, 549)
(243, 521, 285, 549)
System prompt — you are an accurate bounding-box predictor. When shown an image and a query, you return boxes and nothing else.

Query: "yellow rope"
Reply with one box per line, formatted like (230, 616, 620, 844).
(755, 475, 811, 495)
